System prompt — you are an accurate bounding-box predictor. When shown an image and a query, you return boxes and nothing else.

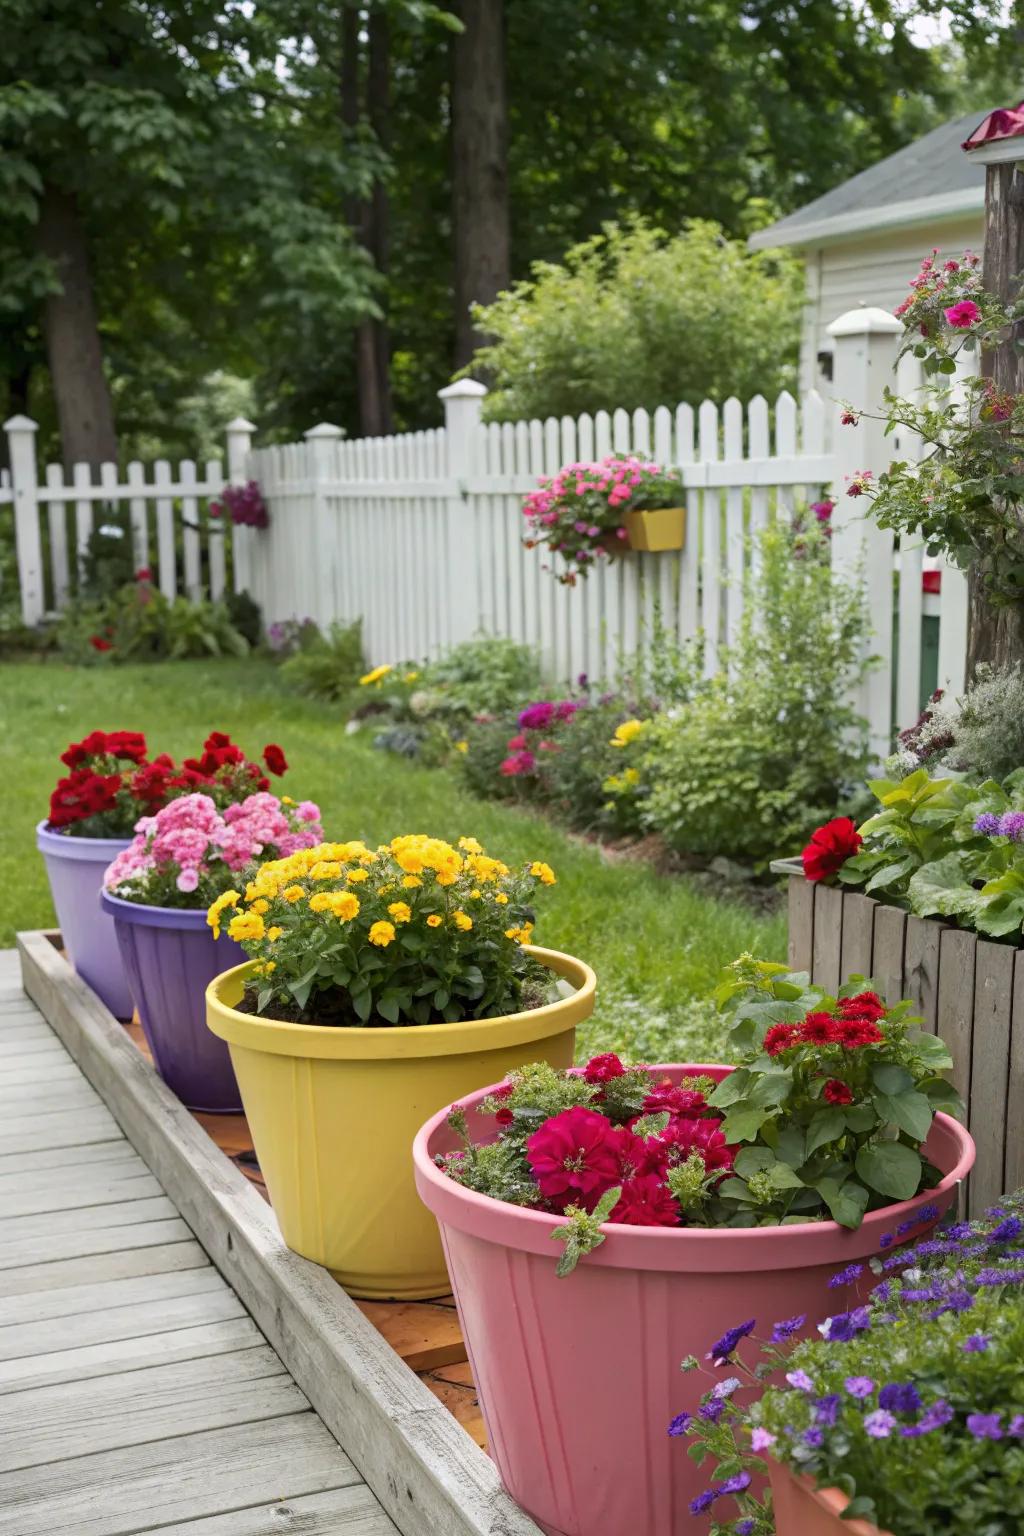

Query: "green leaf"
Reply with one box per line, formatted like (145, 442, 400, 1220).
(733, 1147, 775, 1179)
(907, 854, 981, 920)
(748, 1072, 792, 1108)
(874, 1089, 933, 1142)
(774, 1125, 807, 1168)
(805, 1106, 847, 1157)
(376, 992, 402, 1024)
(872, 1063, 914, 1095)
(719, 1106, 772, 1143)
(864, 855, 918, 893)
(768, 1162, 804, 1190)
(815, 1177, 869, 1229)
(855, 1141, 923, 1201)
(922, 1077, 965, 1118)
(706, 1069, 753, 1108)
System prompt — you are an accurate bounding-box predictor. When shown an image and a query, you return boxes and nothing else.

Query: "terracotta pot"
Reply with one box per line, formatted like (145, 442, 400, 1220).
(767, 1460, 891, 1536)
(625, 505, 685, 551)
(207, 944, 595, 1298)
(413, 1064, 975, 1536)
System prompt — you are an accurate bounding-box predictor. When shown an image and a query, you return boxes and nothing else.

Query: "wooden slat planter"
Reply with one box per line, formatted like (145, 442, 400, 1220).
(774, 860, 1024, 1216)
(16, 930, 542, 1536)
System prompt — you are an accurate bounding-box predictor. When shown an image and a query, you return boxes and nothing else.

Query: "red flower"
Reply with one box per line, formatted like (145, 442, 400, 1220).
(799, 1011, 841, 1045)
(641, 1080, 708, 1118)
(823, 1079, 854, 1105)
(88, 635, 113, 652)
(647, 1116, 736, 1179)
(835, 1019, 884, 1049)
(135, 567, 152, 581)
(802, 817, 862, 882)
(606, 1173, 680, 1227)
(584, 1052, 626, 1084)
(48, 769, 121, 828)
(499, 751, 535, 777)
(263, 743, 288, 776)
(764, 1023, 800, 1057)
(495, 1107, 514, 1128)
(525, 1107, 622, 1205)
(506, 734, 528, 750)
(838, 991, 885, 1022)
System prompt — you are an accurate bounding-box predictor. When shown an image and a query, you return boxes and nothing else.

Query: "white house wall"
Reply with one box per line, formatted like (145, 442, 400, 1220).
(798, 214, 983, 393)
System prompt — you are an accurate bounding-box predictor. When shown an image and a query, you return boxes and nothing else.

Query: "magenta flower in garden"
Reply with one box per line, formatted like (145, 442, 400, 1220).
(943, 300, 981, 328)
(210, 480, 269, 529)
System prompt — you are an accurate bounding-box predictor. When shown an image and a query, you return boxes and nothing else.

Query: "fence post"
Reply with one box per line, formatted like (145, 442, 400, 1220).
(439, 379, 487, 649)
(225, 416, 256, 595)
(3, 414, 44, 625)
(827, 307, 902, 764)
(304, 422, 343, 631)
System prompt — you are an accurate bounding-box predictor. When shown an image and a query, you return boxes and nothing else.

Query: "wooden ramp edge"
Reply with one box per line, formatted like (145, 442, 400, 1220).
(16, 930, 543, 1536)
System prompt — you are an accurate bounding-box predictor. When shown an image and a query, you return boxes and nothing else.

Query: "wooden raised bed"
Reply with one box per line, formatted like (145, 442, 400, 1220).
(773, 858, 1024, 1216)
(16, 929, 543, 1536)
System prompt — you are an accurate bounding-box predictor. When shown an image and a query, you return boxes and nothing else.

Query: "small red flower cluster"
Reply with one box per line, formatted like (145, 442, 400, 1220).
(48, 730, 291, 835)
(522, 1054, 735, 1229)
(764, 991, 886, 1060)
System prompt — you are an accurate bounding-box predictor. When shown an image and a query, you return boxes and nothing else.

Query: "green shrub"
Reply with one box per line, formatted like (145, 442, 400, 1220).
(279, 619, 365, 700)
(947, 663, 1024, 782)
(56, 583, 249, 663)
(641, 524, 871, 864)
(224, 588, 263, 649)
(466, 218, 802, 422)
(422, 635, 543, 719)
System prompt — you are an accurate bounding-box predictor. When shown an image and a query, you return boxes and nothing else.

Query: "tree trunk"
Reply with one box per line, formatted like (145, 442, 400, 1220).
(34, 186, 118, 469)
(966, 159, 1024, 679)
(340, 5, 392, 437)
(450, 0, 510, 369)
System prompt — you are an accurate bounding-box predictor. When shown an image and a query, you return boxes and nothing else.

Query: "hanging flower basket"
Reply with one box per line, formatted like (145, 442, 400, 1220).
(624, 505, 685, 552)
(522, 455, 685, 583)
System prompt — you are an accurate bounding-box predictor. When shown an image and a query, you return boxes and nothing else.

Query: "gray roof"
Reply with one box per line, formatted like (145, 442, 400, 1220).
(749, 109, 992, 251)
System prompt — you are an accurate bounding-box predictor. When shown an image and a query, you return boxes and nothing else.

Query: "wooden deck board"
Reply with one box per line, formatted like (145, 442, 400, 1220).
(0, 957, 398, 1536)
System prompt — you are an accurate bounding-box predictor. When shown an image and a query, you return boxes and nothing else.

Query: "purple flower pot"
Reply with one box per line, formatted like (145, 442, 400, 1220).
(37, 820, 134, 1018)
(101, 891, 244, 1112)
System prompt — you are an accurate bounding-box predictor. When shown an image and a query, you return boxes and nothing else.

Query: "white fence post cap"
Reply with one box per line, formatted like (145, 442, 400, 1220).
(225, 416, 257, 432)
(3, 414, 39, 433)
(827, 307, 903, 338)
(304, 422, 344, 440)
(438, 378, 488, 401)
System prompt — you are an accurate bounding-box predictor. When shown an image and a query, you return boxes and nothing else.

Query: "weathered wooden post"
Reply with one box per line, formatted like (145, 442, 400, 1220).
(3, 414, 44, 626)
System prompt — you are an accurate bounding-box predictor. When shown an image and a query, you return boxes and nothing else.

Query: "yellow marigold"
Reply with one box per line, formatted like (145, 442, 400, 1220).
(369, 920, 396, 947)
(282, 885, 306, 903)
(426, 914, 443, 928)
(610, 718, 645, 748)
(387, 901, 412, 924)
(529, 861, 556, 886)
(452, 910, 473, 932)
(458, 836, 483, 855)
(206, 888, 240, 938)
(359, 664, 393, 687)
(455, 740, 469, 754)
(469, 888, 482, 900)
(494, 892, 509, 905)
(402, 874, 422, 889)
(281, 796, 295, 806)
(346, 868, 369, 883)
(308, 891, 333, 913)
(329, 891, 360, 922)
(253, 959, 277, 975)
(310, 860, 342, 881)
(465, 853, 509, 884)
(228, 911, 265, 943)
(504, 922, 535, 945)
(624, 767, 640, 785)
(267, 926, 283, 941)
(250, 898, 269, 915)
(404, 670, 419, 683)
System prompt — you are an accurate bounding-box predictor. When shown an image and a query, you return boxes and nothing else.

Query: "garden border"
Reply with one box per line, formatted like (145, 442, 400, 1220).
(771, 858, 1024, 1217)
(15, 928, 543, 1536)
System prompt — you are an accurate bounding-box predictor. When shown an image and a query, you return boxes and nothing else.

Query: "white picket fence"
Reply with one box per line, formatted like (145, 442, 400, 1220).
(1, 307, 971, 757)
(0, 416, 259, 618)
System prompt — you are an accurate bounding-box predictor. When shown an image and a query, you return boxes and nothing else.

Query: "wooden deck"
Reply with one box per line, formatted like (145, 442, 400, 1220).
(0, 949, 399, 1536)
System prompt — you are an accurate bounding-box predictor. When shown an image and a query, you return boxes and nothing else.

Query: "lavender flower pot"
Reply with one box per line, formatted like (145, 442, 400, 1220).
(101, 892, 244, 1112)
(37, 821, 133, 1018)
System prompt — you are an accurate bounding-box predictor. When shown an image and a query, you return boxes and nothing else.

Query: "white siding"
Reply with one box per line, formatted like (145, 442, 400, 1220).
(798, 214, 984, 393)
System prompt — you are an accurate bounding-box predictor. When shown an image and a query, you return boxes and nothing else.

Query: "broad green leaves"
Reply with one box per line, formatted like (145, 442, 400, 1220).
(855, 1141, 923, 1202)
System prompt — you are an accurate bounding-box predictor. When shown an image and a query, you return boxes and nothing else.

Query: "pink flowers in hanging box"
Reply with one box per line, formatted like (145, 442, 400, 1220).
(522, 454, 682, 583)
(210, 480, 269, 530)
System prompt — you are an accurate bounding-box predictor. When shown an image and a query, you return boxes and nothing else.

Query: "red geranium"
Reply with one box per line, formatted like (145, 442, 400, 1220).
(583, 1051, 626, 1085)
(641, 1080, 708, 1118)
(801, 817, 862, 882)
(48, 769, 122, 828)
(764, 1023, 800, 1057)
(607, 1173, 680, 1227)
(89, 635, 113, 652)
(263, 744, 288, 776)
(525, 1107, 622, 1205)
(648, 1116, 736, 1179)
(799, 1011, 841, 1045)
(835, 1018, 884, 1049)
(823, 1079, 854, 1105)
(838, 991, 885, 1022)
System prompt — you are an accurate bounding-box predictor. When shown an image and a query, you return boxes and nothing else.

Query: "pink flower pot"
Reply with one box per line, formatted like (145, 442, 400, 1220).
(413, 1064, 975, 1536)
(767, 1461, 891, 1536)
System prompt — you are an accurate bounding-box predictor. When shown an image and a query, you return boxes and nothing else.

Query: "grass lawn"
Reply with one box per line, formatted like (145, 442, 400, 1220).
(1, 657, 786, 1060)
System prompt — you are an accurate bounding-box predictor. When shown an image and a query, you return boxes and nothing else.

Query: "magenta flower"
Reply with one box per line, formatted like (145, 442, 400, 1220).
(944, 300, 981, 328)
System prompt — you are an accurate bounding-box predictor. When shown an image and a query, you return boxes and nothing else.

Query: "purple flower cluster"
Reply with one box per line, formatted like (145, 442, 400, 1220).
(974, 810, 1024, 842)
(210, 480, 269, 530)
(517, 699, 582, 731)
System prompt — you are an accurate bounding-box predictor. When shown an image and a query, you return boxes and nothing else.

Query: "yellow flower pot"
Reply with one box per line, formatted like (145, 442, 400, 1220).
(206, 945, 596, 1299)
(625, 506, 686, 552)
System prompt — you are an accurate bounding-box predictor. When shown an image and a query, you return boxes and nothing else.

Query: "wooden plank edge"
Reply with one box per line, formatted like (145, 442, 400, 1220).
(16, 930, 542, 1536)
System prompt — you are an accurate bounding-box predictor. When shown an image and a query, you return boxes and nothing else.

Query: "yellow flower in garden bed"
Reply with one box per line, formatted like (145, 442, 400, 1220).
(610, 718, 645, 748)
(211, 833, 558, 1028)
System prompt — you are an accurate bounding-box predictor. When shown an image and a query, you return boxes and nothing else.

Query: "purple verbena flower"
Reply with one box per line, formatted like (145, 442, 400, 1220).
(771, 1315, 805, 1342)
(990, 1216, 1023, 1243)
(667, 1411, 692, 1437)
(708, 1319, 756, 1363)
(967, 1412, 1004, 1440)
(785, 1369, 814, 1393)
(699, 1399, 726, 1423)
(803, 1427, 825, 1448)
(814, 1394, 842, 1426)
(879, 1383, 922, 1416)
(844, 1376, 875, 1399)
(962, 1334, 990, 1352)
(864, 1409, 898, 1438)
(999, 812, 1024, 843)
(822, 1307, 870, 1342)
(973, 812, 1002, 836)
(829, 1263, 864, 1289)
